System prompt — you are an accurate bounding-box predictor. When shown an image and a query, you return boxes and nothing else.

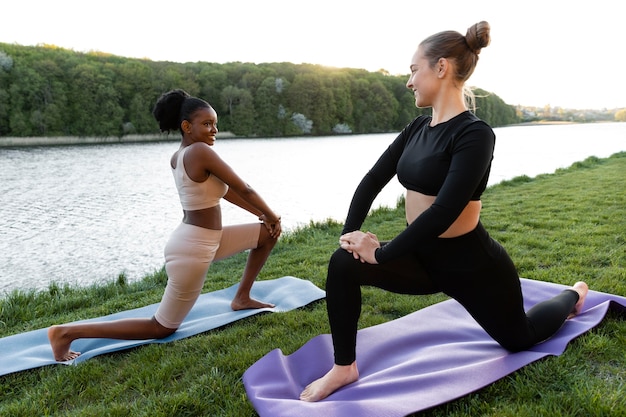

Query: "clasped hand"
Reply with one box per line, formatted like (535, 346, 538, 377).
(259, 214, 282, 239)
(339, 230, 380, 264)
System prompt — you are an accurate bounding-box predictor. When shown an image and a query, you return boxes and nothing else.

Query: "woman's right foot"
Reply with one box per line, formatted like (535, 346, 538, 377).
(230, 297, 275, 311)
(299, 362, 359, 402)
(568, 281, 589, 319)
(48, 325, 81, 361)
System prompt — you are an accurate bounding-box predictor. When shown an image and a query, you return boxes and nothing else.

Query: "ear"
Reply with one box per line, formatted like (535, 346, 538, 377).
(181, 120, 191, 134)
(437, 58, 449, 78)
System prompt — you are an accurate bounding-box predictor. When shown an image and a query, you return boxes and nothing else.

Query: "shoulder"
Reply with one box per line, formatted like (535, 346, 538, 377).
(182, 142, 225, 173)
(452, 112, 495, 142)
(460, 112, 493, 132)
(184, 142, 219, 162)
(404, 115, 431, 134)
(187, 141, 214, 153)
(393, 115, 431, 146)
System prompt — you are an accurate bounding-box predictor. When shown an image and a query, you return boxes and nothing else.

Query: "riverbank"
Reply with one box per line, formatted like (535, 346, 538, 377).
(2, 121, 615, 147)
(0, 132, 239, 147)
(0, 152, 624, 416)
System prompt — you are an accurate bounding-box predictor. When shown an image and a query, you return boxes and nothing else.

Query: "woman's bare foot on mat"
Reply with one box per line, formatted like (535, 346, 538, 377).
(568, 281, 589, 319)
(48, 325, 81, 361)
(231, 297, 275, 311)
(300, 362, 359, 402)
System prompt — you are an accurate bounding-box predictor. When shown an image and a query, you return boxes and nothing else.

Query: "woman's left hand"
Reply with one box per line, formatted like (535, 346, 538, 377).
(260, 214, 282, 239)
(339, 231, 380, 264)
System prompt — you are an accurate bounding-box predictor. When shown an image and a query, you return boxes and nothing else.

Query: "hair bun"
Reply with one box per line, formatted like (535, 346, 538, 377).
(153, 89, 191, 132)
(466, 21, 491, 55)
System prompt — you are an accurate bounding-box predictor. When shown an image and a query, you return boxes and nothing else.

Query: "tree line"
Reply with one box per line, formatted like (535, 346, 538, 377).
(0, 43, 519, 139)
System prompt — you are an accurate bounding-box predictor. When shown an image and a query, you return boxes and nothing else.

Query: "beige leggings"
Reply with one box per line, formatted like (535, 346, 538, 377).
(154, 222, 261, 329)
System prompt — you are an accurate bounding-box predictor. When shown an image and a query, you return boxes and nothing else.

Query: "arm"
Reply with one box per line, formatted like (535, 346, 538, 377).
(222, 188, 262, 217)
(374, 122, 495, 263)
(187, 143, 281, 235)
(341, 118, 426, 234)
(223, 187, 282, 237)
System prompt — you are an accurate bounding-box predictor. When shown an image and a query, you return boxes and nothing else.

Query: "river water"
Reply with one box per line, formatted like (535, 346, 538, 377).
(1, 122, 624, 293)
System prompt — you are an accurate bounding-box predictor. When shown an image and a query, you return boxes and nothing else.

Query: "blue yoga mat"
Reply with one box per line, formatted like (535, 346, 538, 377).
(243, 278, 626, 417)
(0, 276, 325, 377)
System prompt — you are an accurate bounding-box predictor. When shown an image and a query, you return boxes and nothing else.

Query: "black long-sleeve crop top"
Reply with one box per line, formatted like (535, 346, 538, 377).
(341, 111, 496, 264)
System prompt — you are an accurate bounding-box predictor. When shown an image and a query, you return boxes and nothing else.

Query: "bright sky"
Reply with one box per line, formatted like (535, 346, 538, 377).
(1, 0, 623, 110)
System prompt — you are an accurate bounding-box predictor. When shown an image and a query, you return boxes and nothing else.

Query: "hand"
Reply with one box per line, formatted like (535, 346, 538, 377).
(260, 214, 282, 239)
(339, 230, 380, 264)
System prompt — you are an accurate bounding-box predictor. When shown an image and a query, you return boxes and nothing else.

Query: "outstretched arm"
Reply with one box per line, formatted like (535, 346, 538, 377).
(223, 188, 282, 238)
(187, 142, 281, 237)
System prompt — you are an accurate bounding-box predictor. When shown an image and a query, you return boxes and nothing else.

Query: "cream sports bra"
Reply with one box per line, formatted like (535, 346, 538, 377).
(171, 147, 228, 210)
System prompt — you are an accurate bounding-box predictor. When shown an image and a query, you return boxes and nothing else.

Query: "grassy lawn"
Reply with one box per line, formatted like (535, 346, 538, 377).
(1, 152, 624, 416)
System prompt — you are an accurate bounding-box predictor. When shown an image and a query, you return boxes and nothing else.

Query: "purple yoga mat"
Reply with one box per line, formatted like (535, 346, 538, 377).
(243, 278, 626, 417)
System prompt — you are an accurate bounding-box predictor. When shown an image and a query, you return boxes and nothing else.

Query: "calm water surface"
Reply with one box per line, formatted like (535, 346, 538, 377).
(1, 123, 624, 293)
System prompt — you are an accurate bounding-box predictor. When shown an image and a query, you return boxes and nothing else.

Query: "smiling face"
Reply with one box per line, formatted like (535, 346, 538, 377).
(183, 106, 219, 146)
(406, 46, 440, 108)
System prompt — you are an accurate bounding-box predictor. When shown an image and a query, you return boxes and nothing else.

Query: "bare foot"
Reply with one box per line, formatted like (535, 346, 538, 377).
(568, 281, 589, 319)
(230, 297, 275, 311)
(300, 362, 359, 402)
(48, 325, 81, 361)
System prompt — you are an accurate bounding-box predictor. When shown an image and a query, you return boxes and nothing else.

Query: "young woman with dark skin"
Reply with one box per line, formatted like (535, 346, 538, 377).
(300, 22, 588, 402)
(48, 90, 282, 362)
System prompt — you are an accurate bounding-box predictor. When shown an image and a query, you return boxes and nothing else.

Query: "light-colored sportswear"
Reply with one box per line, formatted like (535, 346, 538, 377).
(172, 146, 228, 210)
(154, 222, 261, 329)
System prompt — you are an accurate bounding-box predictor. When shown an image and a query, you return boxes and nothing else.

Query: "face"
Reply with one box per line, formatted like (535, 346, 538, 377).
(185, 107, 219, 146)
(406, 46, 439, 108)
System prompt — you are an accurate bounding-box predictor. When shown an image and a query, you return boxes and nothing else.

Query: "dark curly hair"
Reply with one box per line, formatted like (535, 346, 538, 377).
(152, 89, 212, 134)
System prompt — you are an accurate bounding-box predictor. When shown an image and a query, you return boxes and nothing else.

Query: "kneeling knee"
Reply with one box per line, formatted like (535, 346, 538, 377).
(152, 318, 178, 339)
(496, 336, 532, 353)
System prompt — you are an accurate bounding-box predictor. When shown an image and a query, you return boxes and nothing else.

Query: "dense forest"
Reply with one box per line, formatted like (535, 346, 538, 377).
(0, 43, 519, 139)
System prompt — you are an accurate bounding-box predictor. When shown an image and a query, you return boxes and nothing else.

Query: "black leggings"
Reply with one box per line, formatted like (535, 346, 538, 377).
(326, 222, 579, 365)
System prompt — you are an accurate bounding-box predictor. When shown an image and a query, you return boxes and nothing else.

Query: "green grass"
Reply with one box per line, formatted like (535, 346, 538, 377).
(1, 152, 624, 416)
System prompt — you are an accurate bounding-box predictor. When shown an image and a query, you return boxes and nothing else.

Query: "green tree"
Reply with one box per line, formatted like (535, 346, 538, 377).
(350, 78, 399, 133)
(254, 76, 288, 136)
(68, 63, 124, 136)
(474, 88, 519, 126)
(7, 66, 49, 136)
(327, 72, 354, 131)
(195, 63, 229, 115)
(286, 72, 336, 135)
(0, 42, 524, 139)
(0, 87, 9, 135)
(127, 93, 156, 133)
(114, 61, 155, 133)
(220, 85, 256, 136)
(0, 50, 14, 135)
(380, 72, 425, 128)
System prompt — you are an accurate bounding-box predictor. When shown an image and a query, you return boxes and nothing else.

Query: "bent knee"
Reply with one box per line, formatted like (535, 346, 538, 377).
(152, 317, 178, 339)
(327, 249, 363, 285)
(258, 225, 278, 246)
(329, 248, 357, 270)
(494, 335, 533, 353)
